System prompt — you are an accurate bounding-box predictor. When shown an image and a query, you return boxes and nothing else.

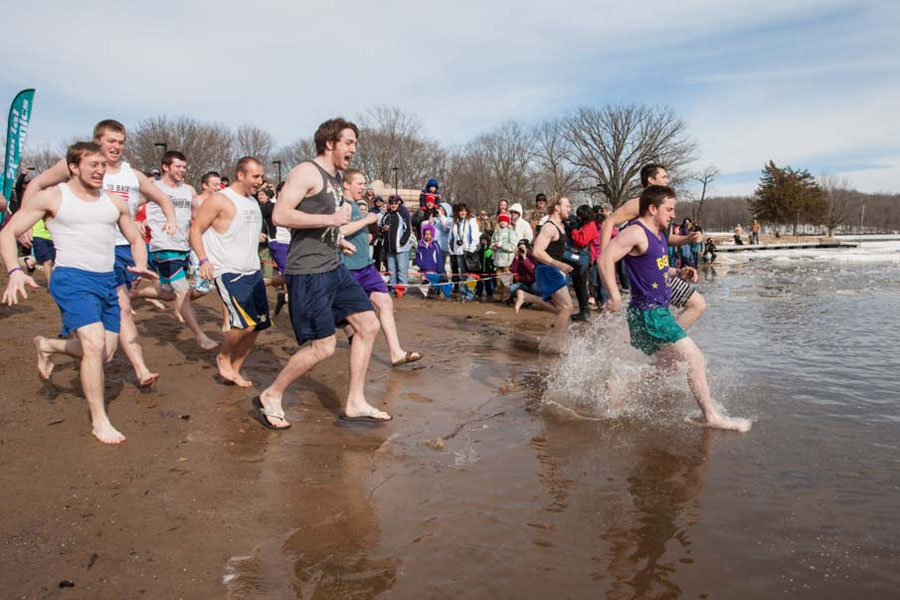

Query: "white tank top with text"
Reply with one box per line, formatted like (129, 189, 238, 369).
(46, 183, 120, 272)
(103, 161, 141, 247)
(148, 179, 192, 252)
(202, 187, 262, 276)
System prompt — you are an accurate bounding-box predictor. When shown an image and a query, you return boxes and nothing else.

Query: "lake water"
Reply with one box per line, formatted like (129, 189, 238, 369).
(226, 240, 900, 599)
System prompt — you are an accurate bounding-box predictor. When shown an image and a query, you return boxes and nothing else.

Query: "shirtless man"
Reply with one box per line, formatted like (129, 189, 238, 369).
(1, 142, 156, 443)
(190, 157, 270, 388)
(599, 164, 707, 330)
(514, 195, 575, 353)
(22, 120, 177, 387)
(255, 118, 387, 429)
(598, 185, 750, 432)
(339, 168, 421, 367)
(131, 151, 217, 350)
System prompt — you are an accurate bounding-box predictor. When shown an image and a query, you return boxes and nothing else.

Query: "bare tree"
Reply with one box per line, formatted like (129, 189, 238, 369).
(235, 124, 276, 170)
(689, 164, 719, 221)
(532, 118, 582, 198)
(819, 174, 856, 236)
(473, 120, 536, 203)
(563, 104, 697, 208)
(20, 143, 62, 173)
(354, 105, 431, 189)
(130, 116, 235, 187)
(274, 137, 315, 172)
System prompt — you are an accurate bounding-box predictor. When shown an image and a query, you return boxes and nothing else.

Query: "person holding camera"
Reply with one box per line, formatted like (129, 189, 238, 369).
(448, 202, 480, 298)
(379, 195, 412, 286)
(508, 239, 539, 304)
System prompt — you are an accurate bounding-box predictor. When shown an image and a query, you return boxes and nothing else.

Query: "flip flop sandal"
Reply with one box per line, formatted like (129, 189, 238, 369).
(391, 351, 422, 367)
(251, 396, 291, 430)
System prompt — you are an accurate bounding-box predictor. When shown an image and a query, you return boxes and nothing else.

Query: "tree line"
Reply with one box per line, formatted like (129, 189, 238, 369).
(17, 103, 697, 211)
(12, 107, 899, 233)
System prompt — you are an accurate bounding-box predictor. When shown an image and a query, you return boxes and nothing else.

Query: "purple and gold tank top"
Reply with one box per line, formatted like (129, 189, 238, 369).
(623, 221, 671, 309)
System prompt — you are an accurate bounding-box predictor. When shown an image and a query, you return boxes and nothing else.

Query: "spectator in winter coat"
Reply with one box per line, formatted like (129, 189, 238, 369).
(508, 202, 534, 243)
(490, 213, 516, 272)
(418, 178, 441, 209)
(448, 203, 480, 296)
(379, 196, 412, 285)
(507, 239, 540, 303)
(474, 233, 496, 301)
(412, 194, 440, 235)
(415, 224, 443, 274)
(432, 202, 453, 274)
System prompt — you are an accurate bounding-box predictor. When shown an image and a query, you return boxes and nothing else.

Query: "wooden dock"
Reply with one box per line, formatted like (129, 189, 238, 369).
(716, 241, 859, 253)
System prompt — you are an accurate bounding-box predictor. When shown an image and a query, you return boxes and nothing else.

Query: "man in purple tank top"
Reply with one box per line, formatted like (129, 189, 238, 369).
(599, 185, 750, 432)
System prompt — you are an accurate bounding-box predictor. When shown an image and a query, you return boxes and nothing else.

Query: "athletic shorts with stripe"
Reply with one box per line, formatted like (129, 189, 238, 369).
(214, 271, 271, 331)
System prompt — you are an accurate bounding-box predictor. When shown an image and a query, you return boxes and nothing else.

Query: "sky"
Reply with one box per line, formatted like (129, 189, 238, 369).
(2, 0, 898, 197)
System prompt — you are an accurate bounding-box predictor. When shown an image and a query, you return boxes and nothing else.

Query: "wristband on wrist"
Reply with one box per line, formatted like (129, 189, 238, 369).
(8, 266, 23, 275)
(198, 258, 209, 266)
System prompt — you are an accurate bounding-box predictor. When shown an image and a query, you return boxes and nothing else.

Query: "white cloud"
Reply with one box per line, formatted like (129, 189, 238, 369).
(2, 0, 897, 194)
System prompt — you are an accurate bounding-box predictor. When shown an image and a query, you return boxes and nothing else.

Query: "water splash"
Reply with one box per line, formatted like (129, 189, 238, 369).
(542, 316, 753, 429)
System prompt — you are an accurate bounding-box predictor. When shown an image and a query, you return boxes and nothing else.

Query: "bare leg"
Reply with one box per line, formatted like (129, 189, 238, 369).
(658, 337, 751, 432)
(258, 336, 338, 428)
(76, 323, 126, 444)
(677, 291, 706, 331)
(41, 261, 54, 283)
(370, 291, 413, 363)
(545, 286, 574, 352)
(173, 288, 217, 350)
(216, 328, 256, 387)
(221, 303, 231, 333)
(343, 311, 389, 419)
(515, 289, 557, 314)
(116, 286, 159, 387)
(229, 329, 260, 385)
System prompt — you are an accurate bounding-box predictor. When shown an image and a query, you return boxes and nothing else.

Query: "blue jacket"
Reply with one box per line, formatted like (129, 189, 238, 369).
(433, 202, 453, 252)
(415, 240, 443, 273)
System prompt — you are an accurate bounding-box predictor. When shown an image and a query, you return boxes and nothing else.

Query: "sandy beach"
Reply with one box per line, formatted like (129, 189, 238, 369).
(0, 286, 550, 598)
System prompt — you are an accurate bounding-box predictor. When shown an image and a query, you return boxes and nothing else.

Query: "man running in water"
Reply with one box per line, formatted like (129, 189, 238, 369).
(131, 151, 217, 350)
(22, 119, 177, 387)
(255, 118, 387, 429)
(598, 185, 750, 432)
(514, 195, 575, 353)
(1, 142, 156, 443)
(190, 157, 270, 388)
(340, 168, 422, 367)
(599, 164, 706, 330)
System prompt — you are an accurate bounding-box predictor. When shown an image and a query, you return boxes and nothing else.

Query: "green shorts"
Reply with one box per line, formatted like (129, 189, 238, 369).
(626, 306, 687, 356)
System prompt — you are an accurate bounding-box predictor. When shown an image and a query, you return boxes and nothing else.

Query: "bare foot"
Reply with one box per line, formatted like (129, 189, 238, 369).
(174, 310, 185, 324)
(137, 372, 160, 388)
(33, 336, 54, 380)
(147, 298, 167, 311)
(232, 373, 253, 388)
(705, 415, 752, 432)
(216, 354, 237, 383)
(197, 335, 219, 351)
(92, 420, 127, 444)
(514, 290, 525, 314)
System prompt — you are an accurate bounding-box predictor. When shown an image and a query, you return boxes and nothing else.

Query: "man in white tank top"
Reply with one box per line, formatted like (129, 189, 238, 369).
(130, 151, 217, 351)
(20, 119, 178, 388)
(190, 157, 270, 390)
(1, 142, 158, 444)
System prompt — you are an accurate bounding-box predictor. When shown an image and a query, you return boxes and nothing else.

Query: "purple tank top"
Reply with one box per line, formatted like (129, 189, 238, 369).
(623, 221, 671, 309)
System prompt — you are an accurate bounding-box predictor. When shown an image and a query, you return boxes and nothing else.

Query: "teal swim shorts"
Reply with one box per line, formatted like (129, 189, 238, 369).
(626, 306, 687, 355)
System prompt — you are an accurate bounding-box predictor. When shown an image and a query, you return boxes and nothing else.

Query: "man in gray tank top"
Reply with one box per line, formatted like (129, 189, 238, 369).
(253, 118, 389, 430)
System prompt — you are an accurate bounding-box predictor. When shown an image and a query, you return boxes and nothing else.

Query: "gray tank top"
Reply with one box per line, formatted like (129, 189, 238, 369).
(285, 161, 344, 275)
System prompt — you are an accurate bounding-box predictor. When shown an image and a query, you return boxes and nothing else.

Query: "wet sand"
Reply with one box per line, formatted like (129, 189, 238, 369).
(0, 287, 547, 598)
(3, 279, 899, 598)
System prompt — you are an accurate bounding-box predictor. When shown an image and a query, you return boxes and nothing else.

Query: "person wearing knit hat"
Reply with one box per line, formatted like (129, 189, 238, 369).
(490, 211, 517, 295)
(508, 202, 533, 244)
